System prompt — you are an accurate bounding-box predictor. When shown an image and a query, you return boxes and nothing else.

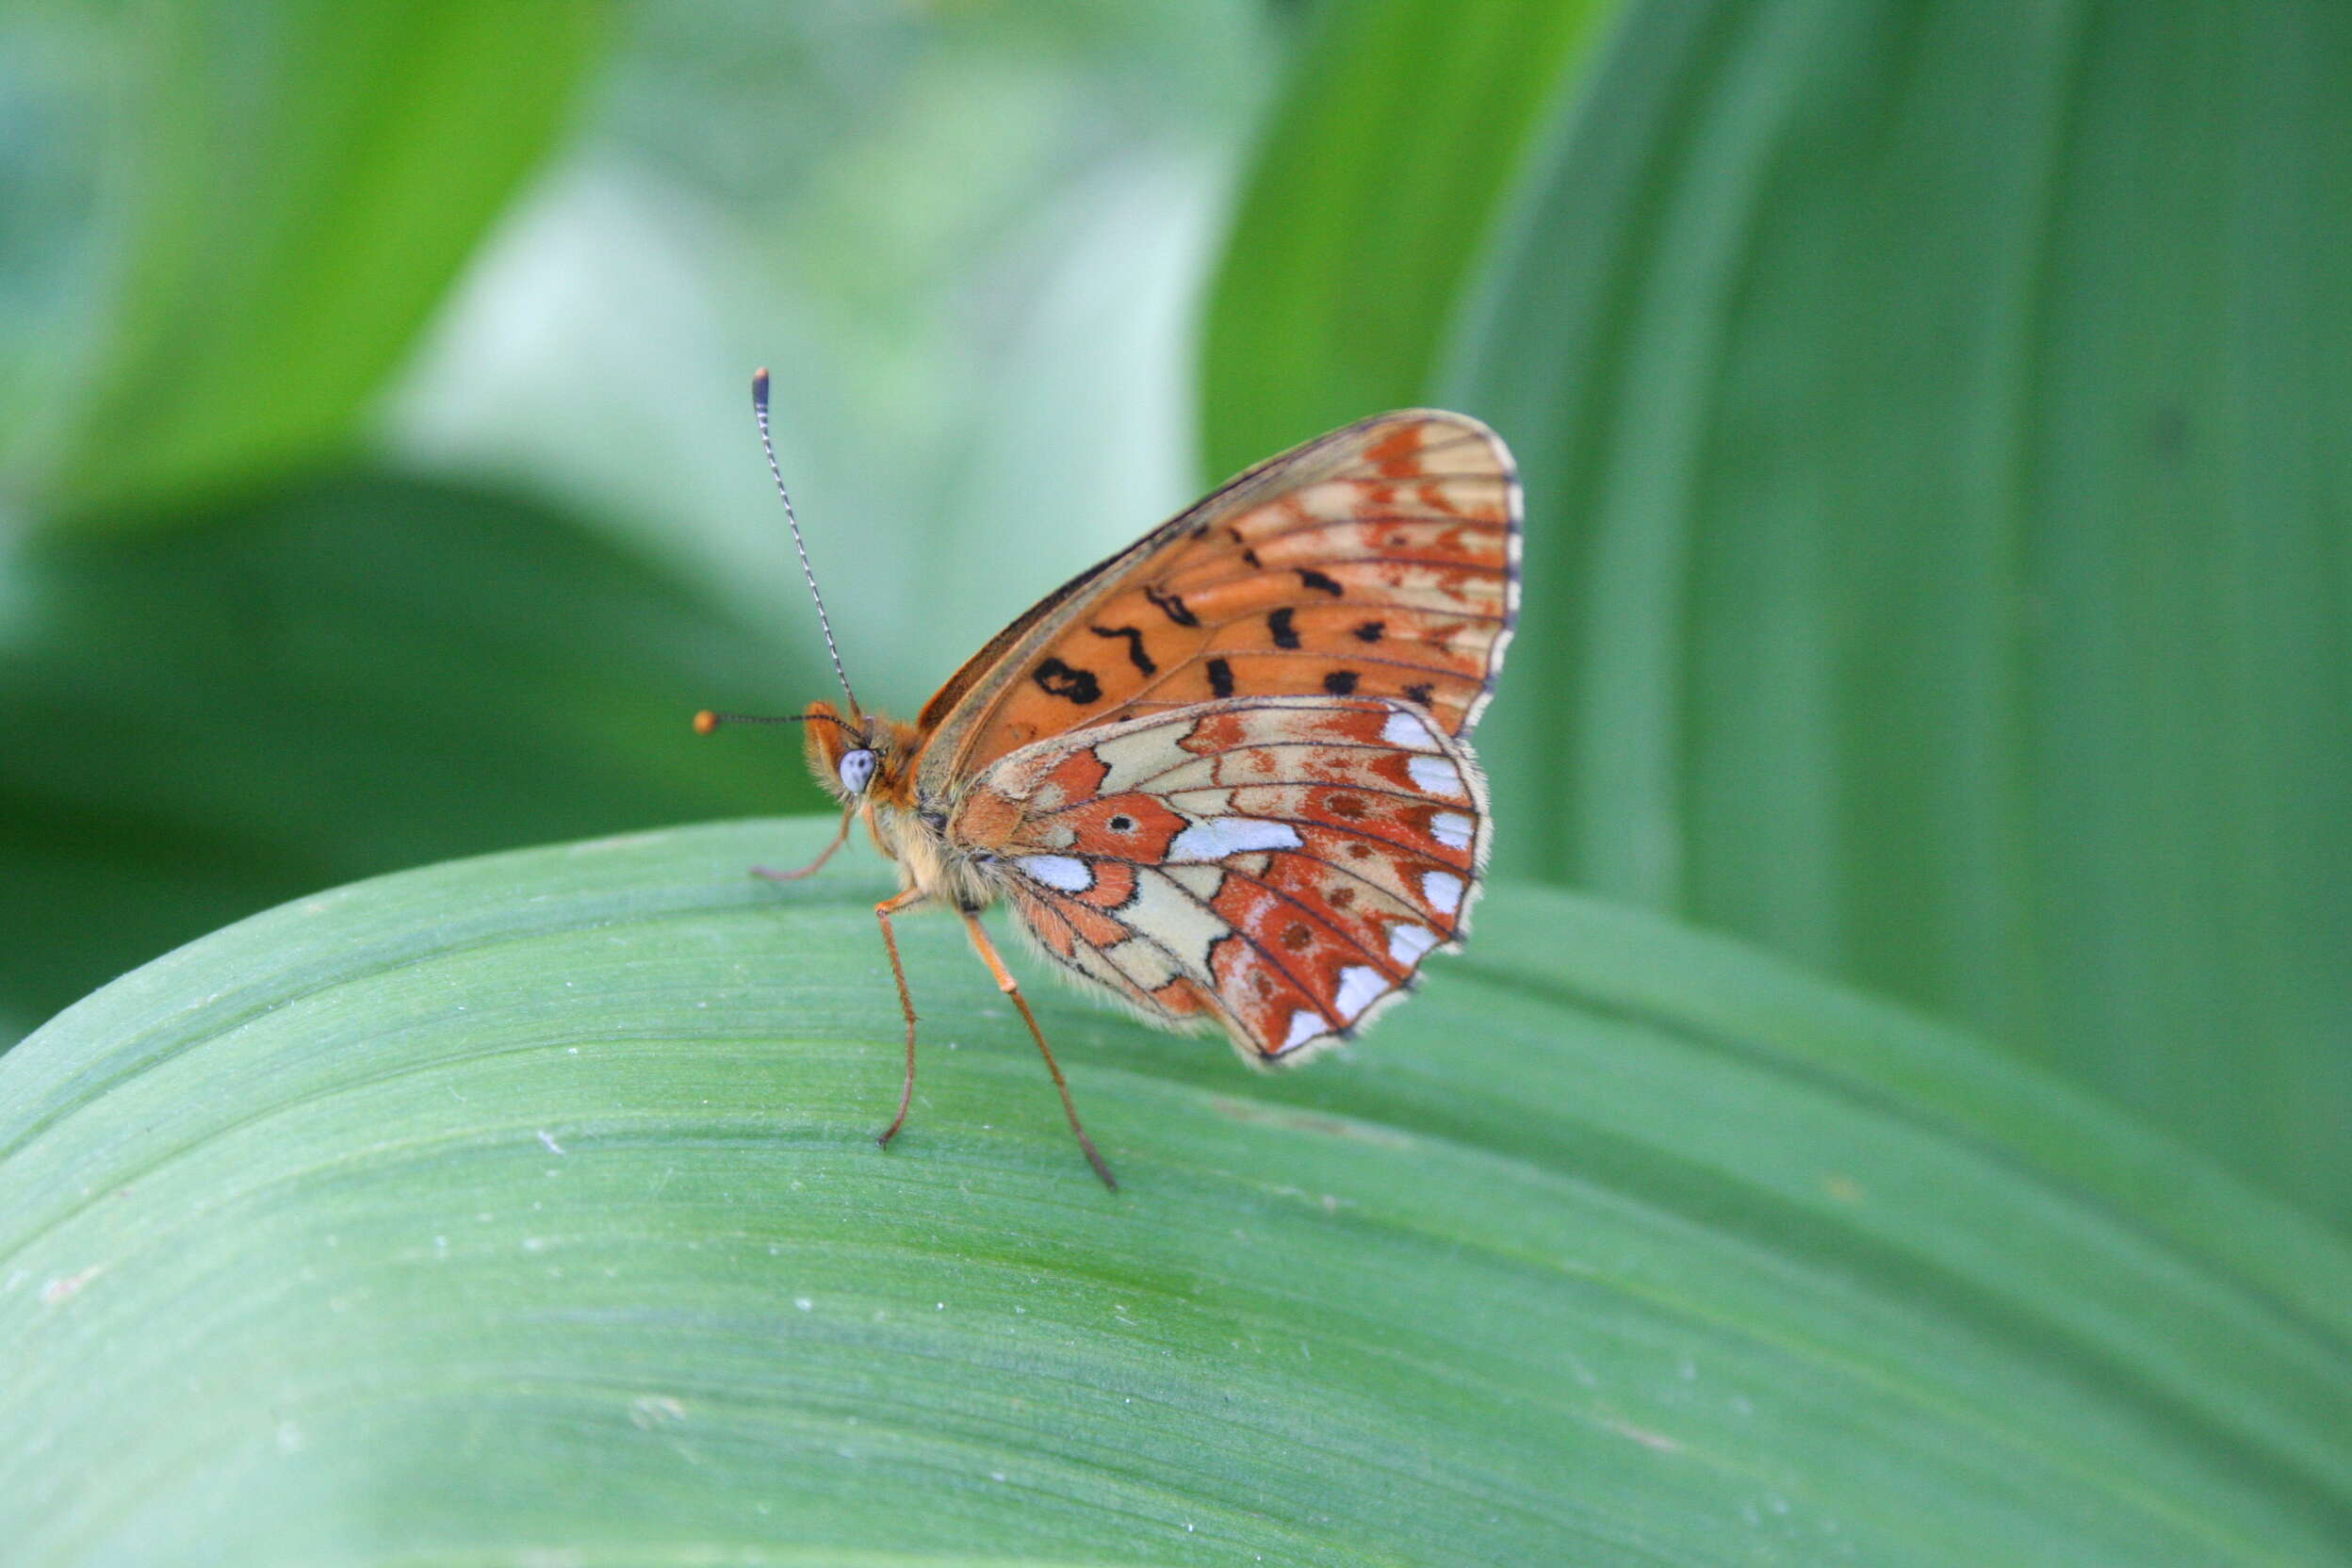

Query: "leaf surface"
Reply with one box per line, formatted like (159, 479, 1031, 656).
(3, 820, 2346, 1564)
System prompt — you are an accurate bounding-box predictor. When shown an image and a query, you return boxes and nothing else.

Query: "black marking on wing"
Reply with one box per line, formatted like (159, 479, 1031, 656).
(1206, 658, 1235, 697)
(1033, 658, 1102, 705)
(1173, 512, 1513, 571)
(1403, 681, 1435, 707)
(1168, 550, 1511, 604)
(1322, 670, 1359, 695)
(1297, 566, 1345, 596)
(1088, 623, 1157, 676)
(1352, 619, 1385, 643)
(1267, 607, 1300, 649)
(1143, 584, 1199, 627)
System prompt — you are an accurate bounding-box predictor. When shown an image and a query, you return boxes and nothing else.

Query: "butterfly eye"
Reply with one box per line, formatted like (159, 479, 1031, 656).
(837, 748, 878, 794)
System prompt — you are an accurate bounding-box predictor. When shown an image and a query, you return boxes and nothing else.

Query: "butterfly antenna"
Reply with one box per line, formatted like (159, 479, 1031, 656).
(753, 368, 861, 720)
(693, 709, 855, 735)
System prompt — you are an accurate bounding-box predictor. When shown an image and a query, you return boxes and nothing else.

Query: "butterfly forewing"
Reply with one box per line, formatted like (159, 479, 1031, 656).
(913, 411, 1519, 799)
(950, 695, 1491, 1064)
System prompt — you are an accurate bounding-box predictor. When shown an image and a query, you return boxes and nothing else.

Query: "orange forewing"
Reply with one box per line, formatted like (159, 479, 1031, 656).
(911, 411, 1518, 799)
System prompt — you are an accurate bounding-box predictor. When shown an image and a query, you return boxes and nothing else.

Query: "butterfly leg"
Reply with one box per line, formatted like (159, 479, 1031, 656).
(960, 912, 1118, 1190)
(873, 887, 925, 1152)
(752, 803, 856, 881)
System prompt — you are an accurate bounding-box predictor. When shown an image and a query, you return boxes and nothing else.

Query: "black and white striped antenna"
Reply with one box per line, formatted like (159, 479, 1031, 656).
(752, 368, 860, 720)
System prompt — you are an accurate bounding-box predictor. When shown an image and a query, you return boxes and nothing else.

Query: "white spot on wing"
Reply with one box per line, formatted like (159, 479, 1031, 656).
(1282, 1009, 1326, 1052)
(1422, 869, 1464, 915)
(1388, 923, 1438, 966)
(1168, 816, 1304, 862)
(1409, 754, 1465, 799)
(1018, 855, 1093, 892)
(1431, 811, 1474, 850)
(1381, 708, 1437, 751)
(1334, 965, 1387, 1021)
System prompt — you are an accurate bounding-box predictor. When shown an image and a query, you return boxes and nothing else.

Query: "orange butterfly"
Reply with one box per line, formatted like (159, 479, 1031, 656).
(700, 371, 1520, 1186)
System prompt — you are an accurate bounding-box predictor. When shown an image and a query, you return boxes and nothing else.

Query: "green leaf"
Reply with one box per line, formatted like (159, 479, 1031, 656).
(1443, 0, 2352, 1226)
(1197, 0, 1616, 479)
(5, 820, 2347, 1562)
(0, 470, 819, 1036)
(30, 0, 605, 524)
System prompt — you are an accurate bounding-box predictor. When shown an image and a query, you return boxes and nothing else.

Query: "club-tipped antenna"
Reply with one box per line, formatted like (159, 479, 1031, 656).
(753, 368, 860, 719)
(694, 709, 858, 736)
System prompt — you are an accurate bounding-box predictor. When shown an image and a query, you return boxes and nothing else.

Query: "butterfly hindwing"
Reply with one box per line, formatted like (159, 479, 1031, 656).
(950, 695, 1490, 1064)
(914, 411, 1520, 799)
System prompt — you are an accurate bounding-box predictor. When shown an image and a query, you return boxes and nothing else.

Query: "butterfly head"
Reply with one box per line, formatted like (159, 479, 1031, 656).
(800, 698, 889, 801)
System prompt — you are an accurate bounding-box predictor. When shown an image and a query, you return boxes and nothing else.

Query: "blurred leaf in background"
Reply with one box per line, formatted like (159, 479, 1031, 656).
(1207, 0, 2352, 1231)
(11, 0, 607, 523)
(385, 0, 1281, 713)
(0, 0, 1283, 1040)
(0, 5, 108, 498)
(1200, 0, 1614, 476)
(0, 474, 792, 1030)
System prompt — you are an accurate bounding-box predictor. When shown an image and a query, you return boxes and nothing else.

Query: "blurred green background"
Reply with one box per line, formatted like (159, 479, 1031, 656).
(8, 0, 2352, 1212)
(6, 0, 2344, 1229)
(1, 0, 1282, 1032)
(4, 1, 2350, 1560)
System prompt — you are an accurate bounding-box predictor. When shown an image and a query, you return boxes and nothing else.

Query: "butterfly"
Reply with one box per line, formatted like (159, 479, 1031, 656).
(700, 371, 1520, 1186)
